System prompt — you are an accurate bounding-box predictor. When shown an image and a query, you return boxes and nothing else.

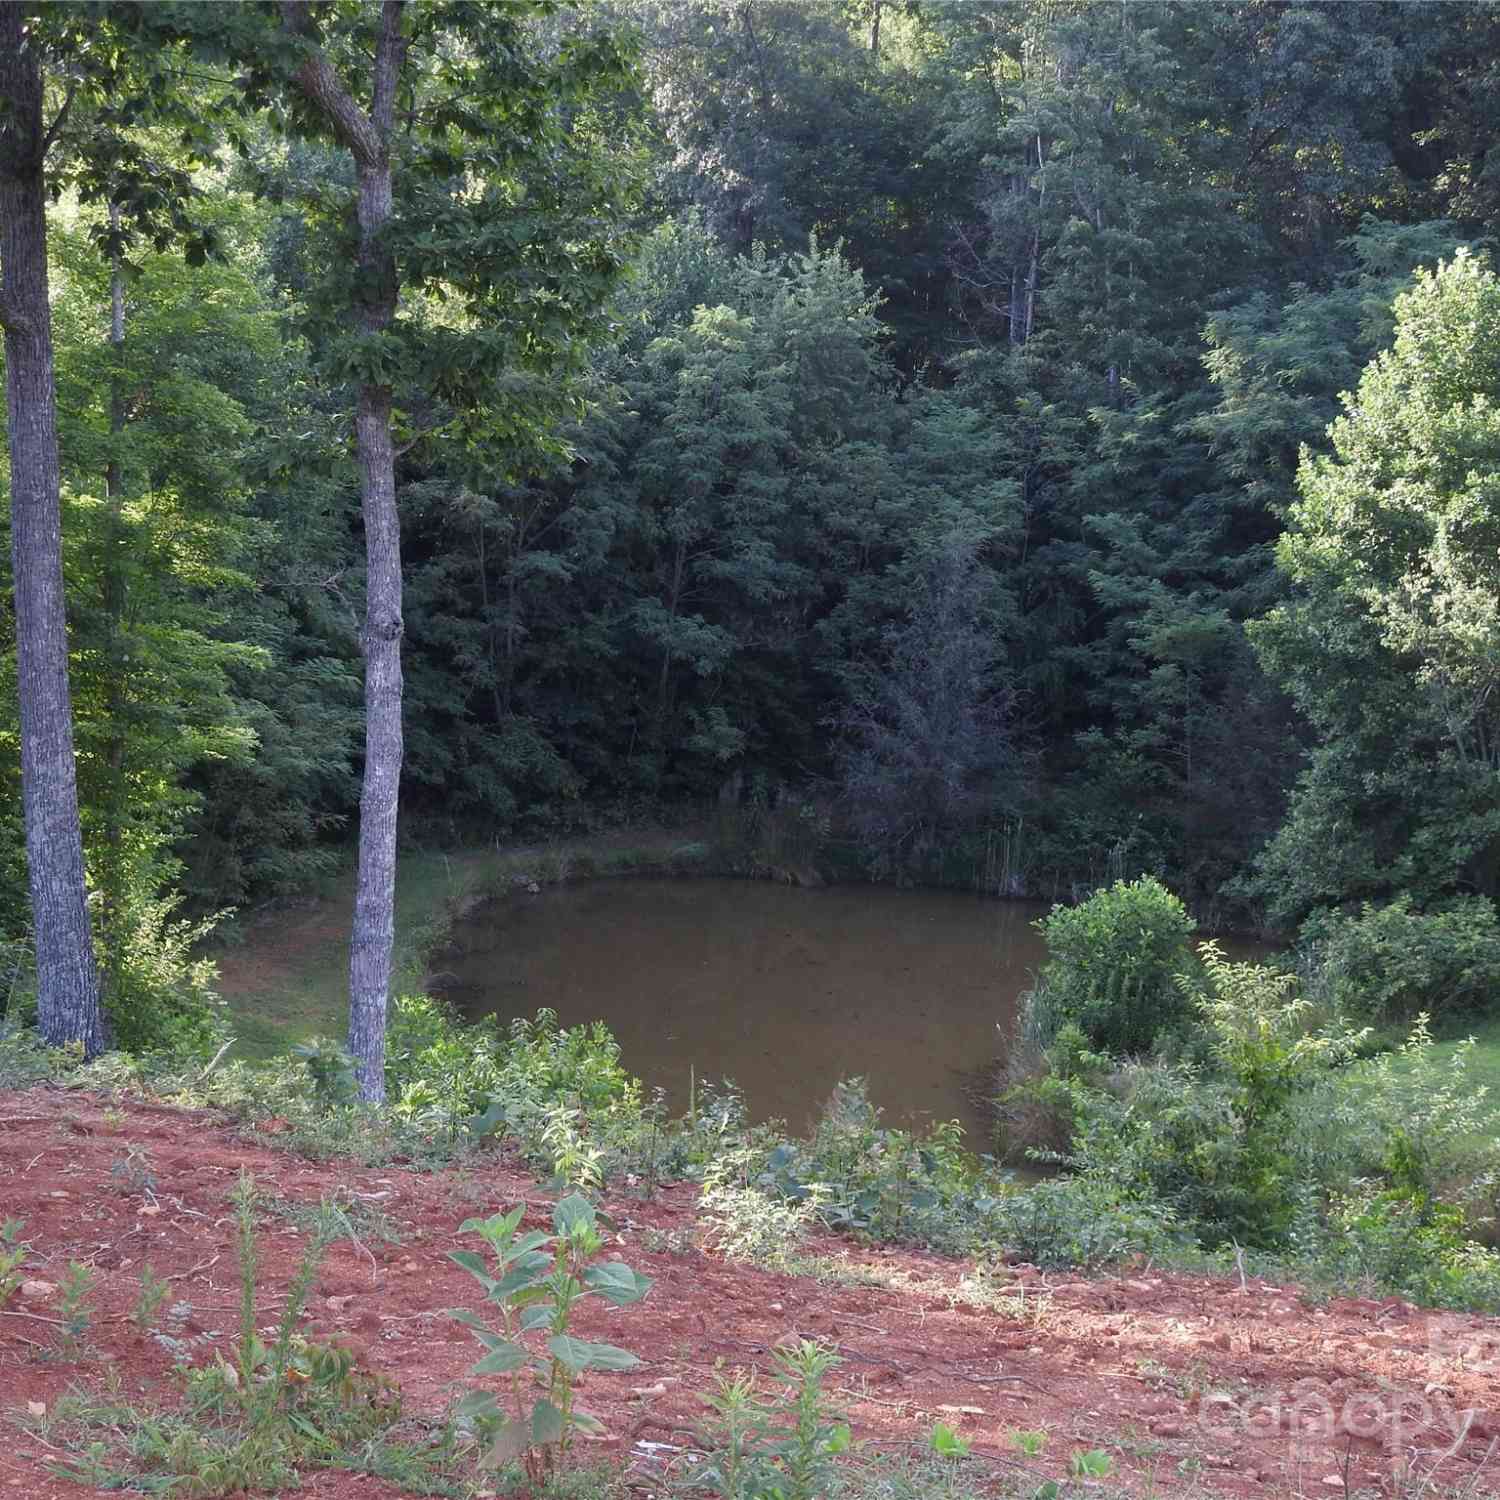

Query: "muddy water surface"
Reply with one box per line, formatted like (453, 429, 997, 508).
(439, 876, 1050, 1139)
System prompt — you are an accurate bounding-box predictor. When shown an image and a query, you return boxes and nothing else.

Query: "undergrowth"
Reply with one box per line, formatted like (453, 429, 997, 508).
(29, 1172, 467, 1497)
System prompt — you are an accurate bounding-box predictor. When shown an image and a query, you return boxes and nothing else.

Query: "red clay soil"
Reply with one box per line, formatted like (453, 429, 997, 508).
(3, 1087, 1500, 1500)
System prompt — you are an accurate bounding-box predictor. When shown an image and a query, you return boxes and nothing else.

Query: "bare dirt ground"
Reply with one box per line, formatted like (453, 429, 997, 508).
(4, 1087, 1500, 1499)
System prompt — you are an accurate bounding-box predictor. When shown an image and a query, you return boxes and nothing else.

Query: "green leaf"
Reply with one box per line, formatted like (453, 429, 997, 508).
(1069, 1449, 1113, 1478)
(482, 1418, 532, 1468)
(531, 1398, 566, 1446)
(457, 1389, 500, 1422)
(447, 1249, 496, 1292)
(930, 1422, 970, 1458)
(547, 1334, 640, 1372)
(448, 1308, 504, 1348)
(571, 1406, 607, 1436)
(582, 1261, 652, 1305)
(553, 1192, 595, 1236)
(492, 1252, 552, 1300)
(473, 1339, 530, 1375)
(508, 1230, 552, 1261)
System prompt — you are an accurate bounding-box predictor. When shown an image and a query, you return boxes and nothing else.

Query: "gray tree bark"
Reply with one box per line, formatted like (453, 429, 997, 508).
(0, 5, 105, 1054)
(283, 0, 406, 1102)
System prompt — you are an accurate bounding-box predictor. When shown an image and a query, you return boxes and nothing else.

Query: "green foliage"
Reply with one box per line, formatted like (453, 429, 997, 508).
(687, 1340, 851, 1500)
(290, 1037, 360, 1110)
(1303, 1190, 1500, 1312)
(1290, 1016, 1500, 1225)
(0, 1218, 29, 1311)
(131, 1263, 170, 1333)
(97, 894, 228, 1061)
(756, 1080, 1011, 1255)
(1301, 895, 1500, 1027)
(976, 1175, 1183, 1271)
(448, 1194, 651, 1483)
(56, 1261, 96, 1359)
(698, 1146, 824, 1270)
(1250, 252, 1500, 921)
(1032, 878, 1198, 1055)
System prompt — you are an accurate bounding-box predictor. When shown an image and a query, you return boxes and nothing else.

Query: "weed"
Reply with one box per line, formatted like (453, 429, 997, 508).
(261, 1185, 404, 1247)
(541, 1102, 605, 1192)
(56, 1261, 96, 1358)
(110, 1143, 156, 1196)
(1010, 1429, 1048, 1457)
(928, 1422, 971, 1459)
(687, 1340, 851, 1500)
(449, 1193, 652, 1484)
(698, 1145, 824, 1270)
(1068, 1448, 1114, 1478)
(131, 1263, 171, 1332)
(50, 1172, 411, 1497)
(0, 1217, 28, 1310)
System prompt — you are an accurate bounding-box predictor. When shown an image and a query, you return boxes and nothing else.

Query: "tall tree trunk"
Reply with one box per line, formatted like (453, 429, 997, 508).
(100, 203, 129, 1003)
(285, 0, 405, 1102)
(0, 7, 105, 1054)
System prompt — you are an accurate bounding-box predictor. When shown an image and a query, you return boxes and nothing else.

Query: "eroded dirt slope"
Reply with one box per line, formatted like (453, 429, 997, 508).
(3, 1088, 1500, 1498)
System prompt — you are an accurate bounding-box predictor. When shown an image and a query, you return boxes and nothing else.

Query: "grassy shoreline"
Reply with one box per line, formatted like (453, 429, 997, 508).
(212, 827, 716, 1061)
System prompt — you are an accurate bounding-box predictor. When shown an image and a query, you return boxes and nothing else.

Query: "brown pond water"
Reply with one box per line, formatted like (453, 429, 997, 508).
(438, 876, 1051, 1142)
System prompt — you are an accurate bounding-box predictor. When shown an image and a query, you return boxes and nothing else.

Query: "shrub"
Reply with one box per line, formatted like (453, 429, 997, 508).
(759, 1079, 1012, 1254)
(992, 1020, 1111, 1162)
(980, 1175, 1184, 1269)
(1032, 876, 1198, 1055)
(1289, 1016, 1500, 1225)
(1300, 894, 1500, 1027)
(100, 894, 229, 1062)
(1304, 1190, 1500, 1311)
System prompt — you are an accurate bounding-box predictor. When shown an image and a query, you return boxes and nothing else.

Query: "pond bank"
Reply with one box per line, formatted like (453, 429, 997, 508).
(212, 826, 714, 1059)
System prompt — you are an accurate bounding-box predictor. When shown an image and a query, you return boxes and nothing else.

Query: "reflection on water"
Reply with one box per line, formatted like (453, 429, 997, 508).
(438, 877, 1050, 1140)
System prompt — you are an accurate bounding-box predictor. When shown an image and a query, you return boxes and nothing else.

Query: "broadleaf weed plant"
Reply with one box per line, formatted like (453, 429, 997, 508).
(448, 1192, 651, 1484)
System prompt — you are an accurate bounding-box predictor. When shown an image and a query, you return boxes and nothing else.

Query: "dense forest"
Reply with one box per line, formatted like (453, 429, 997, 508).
(6, 0, 1500, 1072)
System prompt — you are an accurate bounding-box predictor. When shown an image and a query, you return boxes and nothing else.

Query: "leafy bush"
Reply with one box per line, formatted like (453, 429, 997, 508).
(979, 1175, 1184, 1270)
(1301, 894, 1500, 1027)
(100, 895, 229, 1062)
(992, 1020, 1111, 1162)
(0, 1020, 73, 1087)
(758, 1080, 1012, 1254)
(1300, 1190, 1500, 1312)
(1052, 949, 1365, 1248)
(1289, 1016, 1500, 1226)
(1032, 876, 1198, 1055)
(698, 1145, 824, 1269)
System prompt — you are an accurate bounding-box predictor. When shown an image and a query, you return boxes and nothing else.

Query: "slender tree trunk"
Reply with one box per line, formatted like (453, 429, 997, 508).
(284, 0, 405, 1102)
(0, 7, 104, 1054)
(100, 203, 129, 1002)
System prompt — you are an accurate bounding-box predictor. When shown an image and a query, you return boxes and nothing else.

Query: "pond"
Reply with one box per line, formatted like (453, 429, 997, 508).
(437, 876, 1050, 1143)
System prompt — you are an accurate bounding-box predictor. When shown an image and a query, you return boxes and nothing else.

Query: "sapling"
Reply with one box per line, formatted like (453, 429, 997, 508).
(449, 1193, 651, 1483)
(0, 1219, 27, 1310)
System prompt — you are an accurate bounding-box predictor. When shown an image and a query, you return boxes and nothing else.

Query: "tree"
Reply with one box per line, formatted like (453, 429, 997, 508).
(170, 0, 642, 1097)
(0, 6, 104, 1053)
(1250, 251, 1500, 922)
(835, 543, 1017, 878)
